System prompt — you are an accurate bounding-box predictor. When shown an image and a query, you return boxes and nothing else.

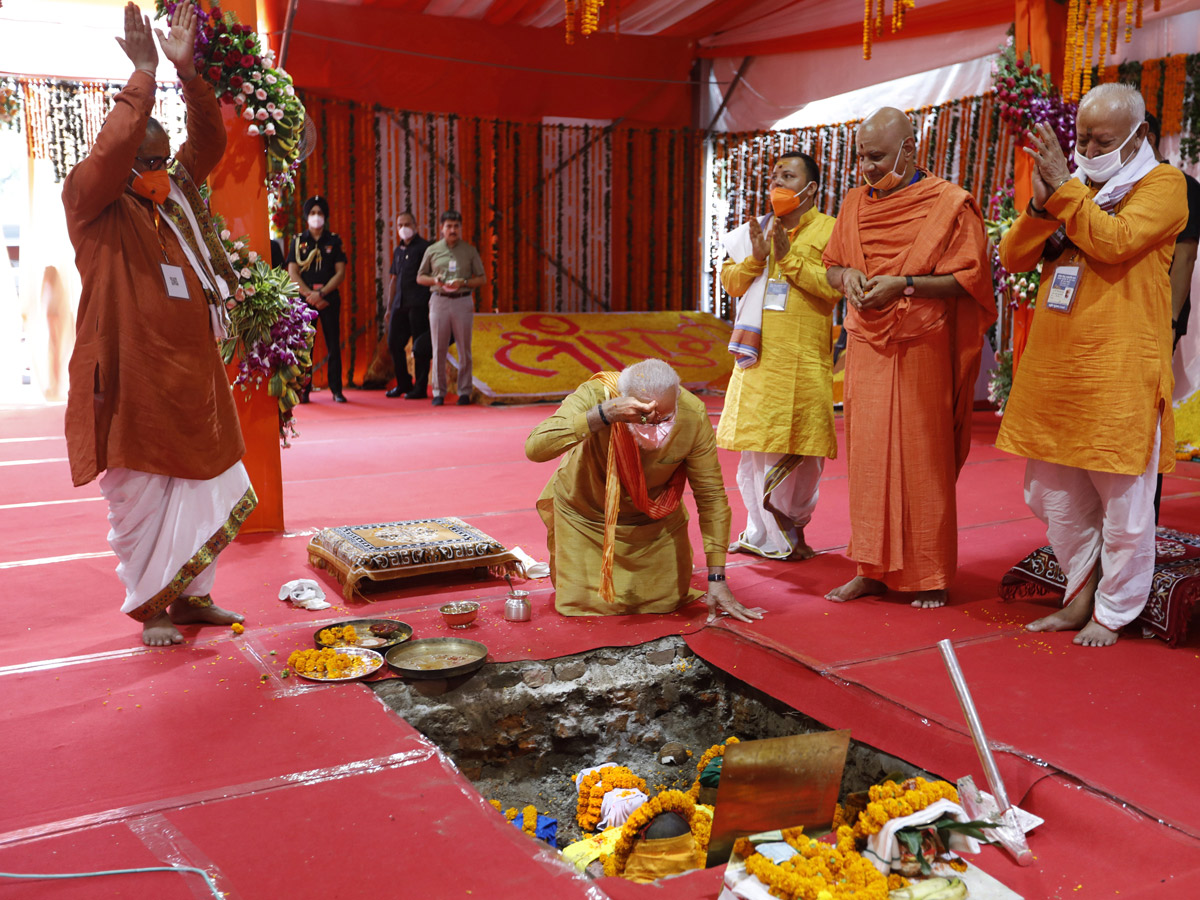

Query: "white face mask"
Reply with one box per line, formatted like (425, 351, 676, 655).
(308, 213, 325, 230)
(629, 421, 674, 449)
(398, 225, 415, 241)
(864, 145, 907, 191)
(1073, 127, 1139, 184)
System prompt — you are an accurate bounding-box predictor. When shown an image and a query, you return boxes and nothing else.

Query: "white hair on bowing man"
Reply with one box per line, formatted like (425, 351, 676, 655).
(617, 359, 681, 399)
(1079, 82, 1146, 129)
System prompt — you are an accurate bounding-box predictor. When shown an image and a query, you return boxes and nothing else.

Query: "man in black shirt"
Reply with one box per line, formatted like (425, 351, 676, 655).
(286, 195, 348, 402)
(385, 211, 433, 399)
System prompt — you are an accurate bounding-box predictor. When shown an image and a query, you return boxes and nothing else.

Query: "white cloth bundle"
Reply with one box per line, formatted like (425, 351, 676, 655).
(863, 798, 980, 875)
(598, 789, 649, 830)
(277, 579, 331, 610)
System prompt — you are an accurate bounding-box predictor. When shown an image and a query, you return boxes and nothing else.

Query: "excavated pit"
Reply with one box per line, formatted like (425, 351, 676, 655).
(372, 635, 937, 849)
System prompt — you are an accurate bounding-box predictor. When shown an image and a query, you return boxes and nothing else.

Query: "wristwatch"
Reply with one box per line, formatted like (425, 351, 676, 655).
(903, 276, 916, 296)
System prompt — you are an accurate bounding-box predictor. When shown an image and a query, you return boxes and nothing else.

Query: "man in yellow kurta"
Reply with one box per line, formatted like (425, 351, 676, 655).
(526, 359, 763, 623)
(998, 84, 1187, 647)
(717, 151, 842, 560)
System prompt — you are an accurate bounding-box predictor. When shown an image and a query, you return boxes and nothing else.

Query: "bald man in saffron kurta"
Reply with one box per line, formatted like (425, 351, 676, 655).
(823, 107, 994, 608)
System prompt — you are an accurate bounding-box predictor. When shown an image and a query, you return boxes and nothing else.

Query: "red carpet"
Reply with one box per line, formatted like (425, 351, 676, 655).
(3, 394, 1200, 898)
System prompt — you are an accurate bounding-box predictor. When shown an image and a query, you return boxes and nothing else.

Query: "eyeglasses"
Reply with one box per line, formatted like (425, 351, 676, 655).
(135, 156, 173, 171)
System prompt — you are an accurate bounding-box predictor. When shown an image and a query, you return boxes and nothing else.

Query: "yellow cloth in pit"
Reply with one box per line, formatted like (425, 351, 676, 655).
(623, 831, 700, 883)
(561, 827, 622, 873)
(717, 207, 842, 457)
(997, 165, 1188, 475)
(526, 381, 731, 616)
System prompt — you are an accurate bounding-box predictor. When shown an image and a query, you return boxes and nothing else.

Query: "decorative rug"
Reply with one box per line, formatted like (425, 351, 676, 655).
(997, 527, 1200, 645)
(308, 517, 520, 599)
(448, 311, 733, 404)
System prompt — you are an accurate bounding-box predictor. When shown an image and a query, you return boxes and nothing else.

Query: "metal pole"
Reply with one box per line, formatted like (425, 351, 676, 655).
(937, 639, 1033, 866)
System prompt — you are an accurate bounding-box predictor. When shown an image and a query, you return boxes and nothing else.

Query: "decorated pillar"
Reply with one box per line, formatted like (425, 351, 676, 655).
(208, 0, 284, 534)
(1011, 0, 1067, 367)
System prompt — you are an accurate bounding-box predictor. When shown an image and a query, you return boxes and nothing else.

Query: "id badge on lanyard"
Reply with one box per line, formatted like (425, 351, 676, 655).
(764, 279, 789, 311)
(1044, 255, 1083, 314)
(161, 264, 189, 299)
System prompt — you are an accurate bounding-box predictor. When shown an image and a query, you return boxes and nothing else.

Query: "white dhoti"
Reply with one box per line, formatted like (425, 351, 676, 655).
(1024, 423, 1161, 631)
(732, 452, 823, 559)
(99, 461, 256, 621)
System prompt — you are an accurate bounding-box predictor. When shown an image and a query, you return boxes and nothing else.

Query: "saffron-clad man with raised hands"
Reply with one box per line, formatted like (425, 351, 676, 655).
(998, 84, 1187, 647)
(63, 3, 256, 647)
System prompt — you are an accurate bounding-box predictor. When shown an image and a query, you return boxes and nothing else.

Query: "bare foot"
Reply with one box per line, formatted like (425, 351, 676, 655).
(1074, 620, 1119, 647)
(825, 576, 887, 603)
(169, 596, 245, 627)
(1027, 565, 1099, 634)
(785, 534, 816, 561)
(910, 590, 947, 609)
(142, 611, 184, 647)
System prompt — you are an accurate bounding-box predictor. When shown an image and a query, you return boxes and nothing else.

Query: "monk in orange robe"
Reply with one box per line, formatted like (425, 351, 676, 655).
(822, 108, 995, 608)
(998, 85, 1187, 647)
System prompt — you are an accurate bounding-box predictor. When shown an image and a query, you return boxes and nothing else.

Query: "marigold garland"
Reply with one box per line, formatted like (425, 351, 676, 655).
(852, 777, 959, 840)
(522, 805, 538, 837)
(741, 826, 894, 900)
(1063, 1, 1157, 102)
(863, 1, 916, 61)
(600, 790, 708, 877)
(1161, 54, 1187, 134)
(1142, 58, 1162, 119)
(688, 736, 739, 800)
(576, 766, 647, 831)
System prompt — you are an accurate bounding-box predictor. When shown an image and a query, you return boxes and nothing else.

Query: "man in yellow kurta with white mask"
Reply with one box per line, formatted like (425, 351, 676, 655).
(998, 83, 1187, 647)
(717, 152, 842, 560)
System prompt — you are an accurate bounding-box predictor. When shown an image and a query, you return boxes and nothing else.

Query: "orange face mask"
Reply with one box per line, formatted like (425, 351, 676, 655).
(769, 186, 802, 217)
(130, 169, 171, 204)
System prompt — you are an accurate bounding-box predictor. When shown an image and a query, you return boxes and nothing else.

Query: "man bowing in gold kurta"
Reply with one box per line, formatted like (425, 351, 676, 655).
(718, 151, 842, 560)
(998, 84, 1187, 647)
(527, 359, 764, 623)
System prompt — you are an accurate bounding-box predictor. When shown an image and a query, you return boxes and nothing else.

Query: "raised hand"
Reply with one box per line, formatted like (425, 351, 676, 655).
(155, 1, 199, 80)
(115, 1, 159, 75)
(1023, 121, 1070, 203)
(769, 217, 790, 260)
(748, 217, 768, 263)
(601, 396, 658, 425)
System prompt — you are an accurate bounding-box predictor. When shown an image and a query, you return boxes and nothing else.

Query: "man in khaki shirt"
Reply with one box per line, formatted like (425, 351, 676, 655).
(416, 210, 486, 406)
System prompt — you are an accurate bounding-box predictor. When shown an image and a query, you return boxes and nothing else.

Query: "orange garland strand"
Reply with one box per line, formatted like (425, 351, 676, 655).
(1161, 54, 1187, 135)
(1142, 58, 1162, 120)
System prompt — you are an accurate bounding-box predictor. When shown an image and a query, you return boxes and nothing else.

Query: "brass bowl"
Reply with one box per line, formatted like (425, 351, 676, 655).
(439, 601, 479, 629)
(385, 637, 488, 680)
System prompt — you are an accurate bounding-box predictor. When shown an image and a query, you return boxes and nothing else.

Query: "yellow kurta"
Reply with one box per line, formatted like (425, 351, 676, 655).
(716, 208, 842, 457)
(997, 165, 1188, 475)
(526, 382, 731, 616)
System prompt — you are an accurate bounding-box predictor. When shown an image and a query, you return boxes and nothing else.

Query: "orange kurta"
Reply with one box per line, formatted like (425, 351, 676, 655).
(63, 71, 243, 487)
(823, 175, 994, 590)
(997, 165, 1187, 475)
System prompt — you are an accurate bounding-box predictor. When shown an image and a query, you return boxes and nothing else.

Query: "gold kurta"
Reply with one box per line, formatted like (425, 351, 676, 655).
(526, 382, 731, 616)
(716, 207, 842, 457)
(997, 165, 1187, 475)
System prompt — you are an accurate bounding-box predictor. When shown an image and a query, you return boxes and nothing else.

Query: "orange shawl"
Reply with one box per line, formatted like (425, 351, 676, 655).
(588, 372, 687, 605)
(824, 175, 995, 473)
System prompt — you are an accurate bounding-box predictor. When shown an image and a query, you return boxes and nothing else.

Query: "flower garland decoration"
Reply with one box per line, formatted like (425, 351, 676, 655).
(1161, 54, 1187, 135)
(1142, 58, 1162, 119)
(1063, 1, 1154, 102)
(862, 1, 916, 61)
(688, 737, 739, 800)
(154, 0, 307, 197)
(992, 36, 1077, 153)
(576, 766, 647, 831)
(737, 825, 896, 900)
(563, 0, 604, 43)
(851, 777, 959, 841)
(600, 790, 708, 877)
(217, 226, 318, 445)
(0, 81, 20, 130)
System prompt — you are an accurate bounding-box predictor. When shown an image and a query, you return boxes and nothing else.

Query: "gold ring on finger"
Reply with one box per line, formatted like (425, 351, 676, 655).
(640, 416, 647, 424)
